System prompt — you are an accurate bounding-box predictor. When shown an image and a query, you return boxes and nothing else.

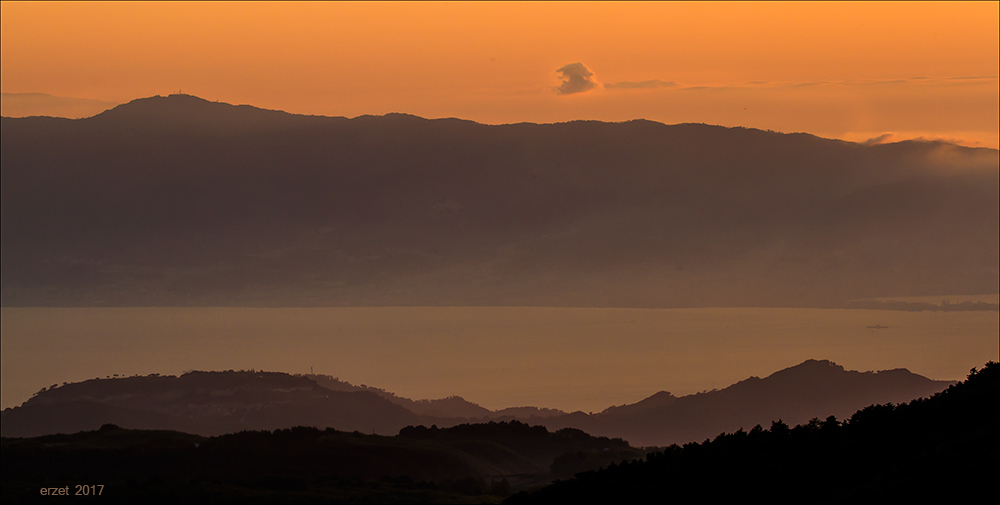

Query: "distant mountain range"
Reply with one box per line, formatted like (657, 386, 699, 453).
(538, 359, 953, 446)
(3, 94, 997, 307)
(0, 92, 118, 119)
(0, 359, 952, 446)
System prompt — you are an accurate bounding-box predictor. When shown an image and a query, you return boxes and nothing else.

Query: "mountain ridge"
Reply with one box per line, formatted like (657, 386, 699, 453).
(538, 358, 954, 446)
(3, 94, 997, 308)
(0, 359, 954, 446)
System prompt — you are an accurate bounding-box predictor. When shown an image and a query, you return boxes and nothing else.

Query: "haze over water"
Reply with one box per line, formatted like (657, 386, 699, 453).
(3, 306, 996, 413)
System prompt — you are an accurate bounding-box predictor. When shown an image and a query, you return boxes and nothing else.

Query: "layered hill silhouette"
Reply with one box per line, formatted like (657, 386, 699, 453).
(3, 94, 997, 307)
(2, 421, 641, 502)
(1, 360, 952, 447)
(2, 366, 988, 504)
(508, 361, 999, 504)
(538, 359, 953, 446)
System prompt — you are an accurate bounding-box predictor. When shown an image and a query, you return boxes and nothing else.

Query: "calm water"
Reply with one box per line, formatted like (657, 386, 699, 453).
(2, 307, 997, 412)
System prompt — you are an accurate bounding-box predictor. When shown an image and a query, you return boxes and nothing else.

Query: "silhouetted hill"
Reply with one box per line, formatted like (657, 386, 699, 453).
(0, 370, 564, 439)
(3, 94, 997, 307)
(0, 370, 421, 438)
(540, 359, 954, 446)
(1, 420, 643, 502)
(1, 365, 988, 503)
(507, 361, 999, 504)
(1, 361, 951, 448)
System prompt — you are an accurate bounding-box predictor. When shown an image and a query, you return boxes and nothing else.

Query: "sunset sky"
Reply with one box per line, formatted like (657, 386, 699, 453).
(2, 1, 998, 147)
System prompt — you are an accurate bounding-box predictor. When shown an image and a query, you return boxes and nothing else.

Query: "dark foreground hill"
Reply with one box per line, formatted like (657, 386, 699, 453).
(1, 421, 641, 503)
(3, 94, 997, 307)
(506, 361, 1000, 504)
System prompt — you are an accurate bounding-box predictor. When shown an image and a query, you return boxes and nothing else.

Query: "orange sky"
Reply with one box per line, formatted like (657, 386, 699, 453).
(2, 2, 998, 147)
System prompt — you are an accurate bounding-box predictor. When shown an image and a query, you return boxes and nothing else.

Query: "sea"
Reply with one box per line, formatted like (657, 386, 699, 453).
(2, 306, 997, 413)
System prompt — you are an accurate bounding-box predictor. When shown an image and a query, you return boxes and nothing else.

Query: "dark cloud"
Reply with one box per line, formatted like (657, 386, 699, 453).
(604, 79, 676, 90)
(555, 62, 597, 95)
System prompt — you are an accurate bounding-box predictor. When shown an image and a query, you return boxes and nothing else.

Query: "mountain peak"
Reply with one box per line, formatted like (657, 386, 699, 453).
(797, 358, 843, 370)
(91, 93, 296, 128)
(555, 360, 954, 446)
(597, 390, 677, 416)
(103, 93, 215, 114)
(772, 359, 846, 376)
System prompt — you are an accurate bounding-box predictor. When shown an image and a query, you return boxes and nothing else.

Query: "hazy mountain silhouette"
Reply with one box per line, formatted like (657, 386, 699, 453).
(0, 371, 421, 438)
(0, 360, 950, 446)
(0, 92, 118, 119)
(3, 94, 997, 307)
(539, 359, 954, 446)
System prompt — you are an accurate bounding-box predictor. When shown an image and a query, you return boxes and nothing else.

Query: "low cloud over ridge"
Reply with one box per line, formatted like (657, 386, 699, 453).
(604, 79, 676, 90)
(1, 92, 118, 119)
(555, 62, 597, 95)
(862, 133, 896, 146)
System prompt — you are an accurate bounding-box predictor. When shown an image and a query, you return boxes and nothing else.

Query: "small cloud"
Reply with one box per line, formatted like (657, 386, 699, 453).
(604, 79, 676, 90)
(554, 62, 597, 95)
(862, 133, 896, 146)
